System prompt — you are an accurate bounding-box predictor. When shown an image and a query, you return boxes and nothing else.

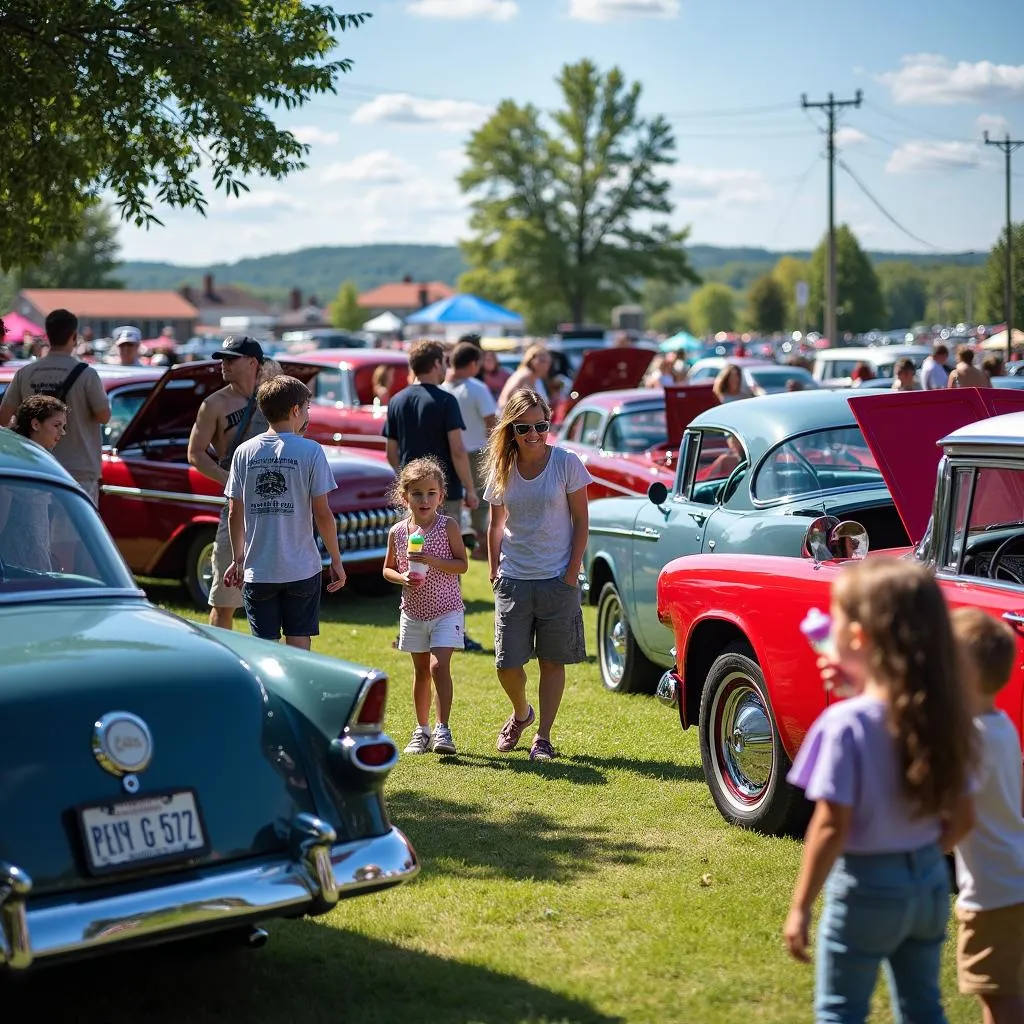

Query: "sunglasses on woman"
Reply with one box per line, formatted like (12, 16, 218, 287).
(513, 421, 550, 436)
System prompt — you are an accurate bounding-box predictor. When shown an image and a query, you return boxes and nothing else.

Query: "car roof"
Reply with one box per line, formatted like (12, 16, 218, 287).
(570, 388, 663, 412)
(815, 345, 930, 362)
(689, 389, 857, 457)
(0, 428, 79, 485)
(941, 410, 1024, 447)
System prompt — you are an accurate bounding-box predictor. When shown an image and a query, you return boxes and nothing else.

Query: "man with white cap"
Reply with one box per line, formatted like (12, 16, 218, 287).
(113, 326, 143, 366)
(187, 336, 269, 629)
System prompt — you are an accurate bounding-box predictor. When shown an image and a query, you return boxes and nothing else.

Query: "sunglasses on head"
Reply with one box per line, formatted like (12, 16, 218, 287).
(513, 421, 550, 436)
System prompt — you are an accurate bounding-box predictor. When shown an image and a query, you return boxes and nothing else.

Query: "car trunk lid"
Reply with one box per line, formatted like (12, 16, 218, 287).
(562, 348, 653, 416)
(664, 382, 720, 450)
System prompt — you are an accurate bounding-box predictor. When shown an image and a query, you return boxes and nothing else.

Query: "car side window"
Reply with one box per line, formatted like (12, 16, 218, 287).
(578, 411, 603, 448)
(685, 429, 747, 506)
(942, 468, 973, 572)
(104, 388, 150, 448)
(563, 412, 585, 442)
(948, 466, 1024, 581)
(313, 369, 343, 405)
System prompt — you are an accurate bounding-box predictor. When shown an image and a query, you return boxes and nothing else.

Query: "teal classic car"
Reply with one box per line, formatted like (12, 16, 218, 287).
(0, 430, 417, 969)
(584, 390, 909, 693)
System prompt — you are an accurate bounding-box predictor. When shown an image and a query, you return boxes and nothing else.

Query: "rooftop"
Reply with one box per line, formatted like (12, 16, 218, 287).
(358, 280, 454, 309)
(20, 289, 199, 320)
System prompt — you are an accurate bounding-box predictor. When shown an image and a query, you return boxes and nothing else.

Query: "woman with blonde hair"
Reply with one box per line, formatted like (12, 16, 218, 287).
(712, 362, 748, 402)
(498, 344, 552, 411)
(482, 389, 592, 761)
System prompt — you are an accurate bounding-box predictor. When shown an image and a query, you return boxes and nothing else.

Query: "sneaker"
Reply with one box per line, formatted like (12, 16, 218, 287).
(431, 723, 457, 755)
(463, 634, 484, 653)
(497, 705, 535, 752)
(530, 736, 558, 762)
(404, 727, 431, 755)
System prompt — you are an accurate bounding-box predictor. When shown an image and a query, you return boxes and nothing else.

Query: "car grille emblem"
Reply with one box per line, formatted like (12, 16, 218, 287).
(92, 712, 153, 778)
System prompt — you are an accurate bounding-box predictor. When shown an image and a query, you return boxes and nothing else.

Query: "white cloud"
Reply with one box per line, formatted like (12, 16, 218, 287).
(835, 127, 868, 148)
(320, 150, 416, 184)
(351, 93, 491, 132)
(879, 53, 1024, 105)
(568, 0, 679, 22)
(975, 113, 1010, 139)
(218, 190, 305, 214)
(407, 0, 517, 19)
(291, 126, 340, 146)
(668, 166, 772, 205)
(885, 140, 981, 174)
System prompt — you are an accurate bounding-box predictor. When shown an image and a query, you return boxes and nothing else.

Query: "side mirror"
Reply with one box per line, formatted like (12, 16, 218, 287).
(829, 520, 869, 561)
(802, 515, 839, 563)
(647, 481, 669, 506)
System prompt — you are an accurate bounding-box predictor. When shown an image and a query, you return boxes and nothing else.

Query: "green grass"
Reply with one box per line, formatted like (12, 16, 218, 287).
(27, 564, 978, 1023)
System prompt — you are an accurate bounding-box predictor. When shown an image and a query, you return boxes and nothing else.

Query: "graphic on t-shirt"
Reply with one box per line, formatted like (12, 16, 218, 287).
(255, 469, 288, 498)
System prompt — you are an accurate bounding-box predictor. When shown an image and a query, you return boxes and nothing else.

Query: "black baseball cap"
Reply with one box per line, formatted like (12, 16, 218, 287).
(213, 335, 264, 361)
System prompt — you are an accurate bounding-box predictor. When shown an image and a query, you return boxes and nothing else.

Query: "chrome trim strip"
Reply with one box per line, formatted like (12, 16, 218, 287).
(100, 484, 225, 507)
(589, 526, 644, 539)
(6, 827, 417, 969)
(0, 588, 146, 607)
(321, 545, 388, 567)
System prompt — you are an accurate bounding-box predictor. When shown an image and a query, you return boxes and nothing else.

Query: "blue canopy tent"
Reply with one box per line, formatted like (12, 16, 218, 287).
(659, 330, 703, 354)
(405, 293, 524, 327)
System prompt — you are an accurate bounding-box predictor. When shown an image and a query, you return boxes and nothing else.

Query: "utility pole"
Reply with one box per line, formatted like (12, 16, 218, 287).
(984, 132, 1024, 364)
(802, 90, 862, 348)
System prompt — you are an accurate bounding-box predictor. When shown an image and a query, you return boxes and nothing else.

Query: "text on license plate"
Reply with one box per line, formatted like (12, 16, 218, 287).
(80, 791, 206, 872)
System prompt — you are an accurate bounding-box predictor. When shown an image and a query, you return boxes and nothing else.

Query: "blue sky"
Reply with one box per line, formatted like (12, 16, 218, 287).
(118, 0, 1024, 265)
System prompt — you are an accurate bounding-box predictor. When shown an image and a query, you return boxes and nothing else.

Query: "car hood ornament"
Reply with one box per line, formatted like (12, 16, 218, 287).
(92, 712, 153, 777)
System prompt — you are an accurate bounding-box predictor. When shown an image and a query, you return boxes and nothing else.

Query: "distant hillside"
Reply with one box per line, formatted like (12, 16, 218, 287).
(119, 242, 987, 299)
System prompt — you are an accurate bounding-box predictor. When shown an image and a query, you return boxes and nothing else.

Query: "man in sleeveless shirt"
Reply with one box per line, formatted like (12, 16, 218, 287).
(187, 336, 269, 629)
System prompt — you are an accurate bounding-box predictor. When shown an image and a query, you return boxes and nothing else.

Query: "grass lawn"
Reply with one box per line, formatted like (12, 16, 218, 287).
(30, 563, 979, 1023)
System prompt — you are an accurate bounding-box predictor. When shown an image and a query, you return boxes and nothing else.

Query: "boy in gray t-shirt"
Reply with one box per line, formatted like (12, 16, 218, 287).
(224, 376, 346, 648)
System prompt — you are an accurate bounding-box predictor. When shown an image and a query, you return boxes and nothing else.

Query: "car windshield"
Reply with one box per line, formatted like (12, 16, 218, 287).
(0, 479, 138, 597)
(746, 367, 815, 391)
(603, 408, 668, 452)
(752, 426, 883, 502)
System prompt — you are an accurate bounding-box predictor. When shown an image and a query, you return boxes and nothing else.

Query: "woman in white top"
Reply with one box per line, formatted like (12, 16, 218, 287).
(498, 344, 551, 411)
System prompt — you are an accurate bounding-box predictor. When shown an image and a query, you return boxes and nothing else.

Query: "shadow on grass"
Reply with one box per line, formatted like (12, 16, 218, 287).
(568, 753, 706, 785)
(17, 924, 622, 1024)
(449, 751, 704, 787)
(388, 790, 655, 882)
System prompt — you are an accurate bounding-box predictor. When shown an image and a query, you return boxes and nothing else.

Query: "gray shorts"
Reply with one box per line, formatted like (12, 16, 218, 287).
(493, 575, 586, 669)
(208, 506, 243, 610)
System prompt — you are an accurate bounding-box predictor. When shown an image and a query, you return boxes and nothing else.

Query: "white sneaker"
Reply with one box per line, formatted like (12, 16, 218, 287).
(404, 727, 431, 755)
(431, 723, 457, 755)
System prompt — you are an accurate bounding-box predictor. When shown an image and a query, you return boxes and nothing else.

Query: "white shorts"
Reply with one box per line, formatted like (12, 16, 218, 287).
(398, 609, 465, 653)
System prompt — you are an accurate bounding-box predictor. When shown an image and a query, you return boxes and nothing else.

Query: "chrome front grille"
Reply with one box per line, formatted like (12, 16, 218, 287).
(318, 507, 401, 557)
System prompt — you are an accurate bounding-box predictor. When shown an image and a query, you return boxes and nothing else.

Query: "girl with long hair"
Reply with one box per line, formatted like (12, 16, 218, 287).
(482, 389, 592, 761)
(711, 362, 747, 402)
(783, 557, 976, 1022)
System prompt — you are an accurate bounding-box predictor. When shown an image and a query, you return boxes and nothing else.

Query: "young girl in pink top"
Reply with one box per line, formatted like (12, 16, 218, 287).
(383, 457, 468, 756)
(784, 558, 976, 1023)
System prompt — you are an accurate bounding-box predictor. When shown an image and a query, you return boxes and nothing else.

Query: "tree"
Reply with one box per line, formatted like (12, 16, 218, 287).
(329, 280, 364, 331)
(689, 283, 736, 336)
(18, 204, 123, 289)
(0, 4, 369, 269)
(641, 279, 683, 317)
(876, 262, 927, 328)
(979, 222, 1024, 328)
(746, 275, 786, 334)
(648, 302, 692, 335)
(808, 226, 885, 335)
(771, 255, 811, 329)
(458, 60, 699, 329)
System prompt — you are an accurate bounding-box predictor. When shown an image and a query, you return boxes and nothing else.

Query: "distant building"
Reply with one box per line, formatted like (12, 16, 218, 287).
(17, 288, 198, 341)
(273, 289, 332, 334)
(358, 276, 454, 319)
(180, 274, 272, 328)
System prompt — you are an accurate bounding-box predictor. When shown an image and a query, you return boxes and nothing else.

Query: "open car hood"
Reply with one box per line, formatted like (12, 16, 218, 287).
(116, 360, 319, 451)
(563, 348, 653, 411)
(848, 387, 1024, 544)
(664, 383, 720, 449)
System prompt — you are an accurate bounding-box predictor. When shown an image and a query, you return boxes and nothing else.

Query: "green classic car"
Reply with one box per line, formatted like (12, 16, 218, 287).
(584, 390, 910, 693)
(0, 430, 417, 969)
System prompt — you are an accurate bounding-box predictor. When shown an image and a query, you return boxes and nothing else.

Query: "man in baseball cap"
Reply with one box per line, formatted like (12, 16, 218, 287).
(113, 325, 143, 366)
(212, 335, 265, 362)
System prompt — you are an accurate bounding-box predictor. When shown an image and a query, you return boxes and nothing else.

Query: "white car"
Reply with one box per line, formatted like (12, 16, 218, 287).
(812, 345, 931, 387)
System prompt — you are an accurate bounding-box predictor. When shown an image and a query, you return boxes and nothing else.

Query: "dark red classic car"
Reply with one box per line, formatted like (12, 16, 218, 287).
(1, 361, 399, 606)
(654, 387, 1024, 836)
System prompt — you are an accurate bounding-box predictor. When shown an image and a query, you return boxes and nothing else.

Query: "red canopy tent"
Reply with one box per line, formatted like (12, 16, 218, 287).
(1, 311, 45, 342)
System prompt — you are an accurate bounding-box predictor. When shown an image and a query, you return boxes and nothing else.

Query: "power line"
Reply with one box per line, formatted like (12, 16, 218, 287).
(863, 99, 973, 145)
(765, 154, 822, 246)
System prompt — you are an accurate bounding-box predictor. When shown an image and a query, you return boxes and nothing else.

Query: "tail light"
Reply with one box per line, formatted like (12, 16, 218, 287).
(331, 671, 398, 779)
(355, 741, 397, 767)
(347, 672, 388, 735)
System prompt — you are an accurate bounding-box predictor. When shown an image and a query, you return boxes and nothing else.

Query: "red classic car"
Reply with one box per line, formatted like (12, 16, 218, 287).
(558, 384, 720, 499)
(1, 361, 400, 606)
(654, 387, 1024, 836)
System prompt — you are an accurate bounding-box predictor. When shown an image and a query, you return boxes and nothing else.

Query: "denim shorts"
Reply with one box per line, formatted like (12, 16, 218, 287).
(242, 573, 322, 641)
(492, 575, 586, 669)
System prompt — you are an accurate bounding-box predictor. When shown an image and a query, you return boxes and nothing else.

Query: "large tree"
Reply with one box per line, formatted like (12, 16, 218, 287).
(771, 255, 811, 329)
(458, 60, 698, 329)
(979, 223, 1024, 329)
(689, 283, 736, 336)
(876, 262, 928, 329)
(0, 3, 368, 269)
(745, 275, 786, 334)
(329, 280, 364, 331)
(808, 225, 885, 335)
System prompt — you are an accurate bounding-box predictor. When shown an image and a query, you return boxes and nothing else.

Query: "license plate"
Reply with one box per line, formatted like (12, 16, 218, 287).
(79, 790, 207, 874)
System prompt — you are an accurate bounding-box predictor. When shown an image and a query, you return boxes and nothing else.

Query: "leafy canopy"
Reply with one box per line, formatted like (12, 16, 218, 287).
(329, 280, 364, 331)
(0, 2, 368, 269)
(458, 60, 698, 331)
(979, 222, 1024, 329)
(808, 225, 885, 336)
(688, 283, 736, 336)
(745, 275, 786, 334)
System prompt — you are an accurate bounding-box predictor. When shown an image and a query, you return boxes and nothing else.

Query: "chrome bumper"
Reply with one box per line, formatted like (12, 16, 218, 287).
(0, 821, 417, 969)
(656, 670, 680, 708)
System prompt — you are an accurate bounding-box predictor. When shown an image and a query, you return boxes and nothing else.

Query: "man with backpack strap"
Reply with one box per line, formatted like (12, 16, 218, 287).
(0, 308, 111, 504)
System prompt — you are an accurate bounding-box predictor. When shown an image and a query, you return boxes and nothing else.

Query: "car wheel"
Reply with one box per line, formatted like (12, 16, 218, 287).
(596, 582, 661, 694)
(184, 528, 217, 609)
(698, 642, 808, 836)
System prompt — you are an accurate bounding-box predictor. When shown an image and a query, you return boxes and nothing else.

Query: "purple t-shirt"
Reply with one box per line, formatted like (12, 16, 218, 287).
(787, 695, 943, 854)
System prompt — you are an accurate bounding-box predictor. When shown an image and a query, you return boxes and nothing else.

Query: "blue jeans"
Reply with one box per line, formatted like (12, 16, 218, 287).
(815, 843, 950, 1023)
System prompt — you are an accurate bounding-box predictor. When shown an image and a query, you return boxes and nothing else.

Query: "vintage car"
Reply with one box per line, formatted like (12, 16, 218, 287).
(654, 387, 1024, 835)
(557, 384, 720, 499)
(583, 390, 910, 695)
(0, 431, 417, 968)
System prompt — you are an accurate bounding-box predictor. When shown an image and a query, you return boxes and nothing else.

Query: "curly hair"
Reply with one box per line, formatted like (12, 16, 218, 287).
(14, 395, 67, 437)
(389, 456, 447, 510)
(482, 388, 551, 499)
(832, 557, 974, 818)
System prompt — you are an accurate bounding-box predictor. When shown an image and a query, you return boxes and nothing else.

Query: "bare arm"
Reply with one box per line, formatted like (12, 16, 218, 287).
(487, 501, 507, 582)
(940, 792, 975, 853)
(383, 526, 418, 588)
(313, 493, 346, 591)
(386, 438, 401, 472)
(0, 379, 20, 428)
(563, 486, 589, 585)
(411, 518, 468, 576)
(447, 428, 477, 507)
(188, 399, 227, 485)
(228, 497, 245, 567)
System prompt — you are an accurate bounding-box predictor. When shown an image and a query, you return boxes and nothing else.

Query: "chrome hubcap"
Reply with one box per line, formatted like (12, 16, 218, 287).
(198, 542, 215, 601)
(600, 593, 626, 685)
(711, 673, 773, 807)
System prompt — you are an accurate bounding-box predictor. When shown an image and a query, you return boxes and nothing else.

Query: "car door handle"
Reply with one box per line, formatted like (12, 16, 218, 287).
(1002, 611, 1024, 626)
(688, 512, 706, 525)
(642, 526, 661, 538)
